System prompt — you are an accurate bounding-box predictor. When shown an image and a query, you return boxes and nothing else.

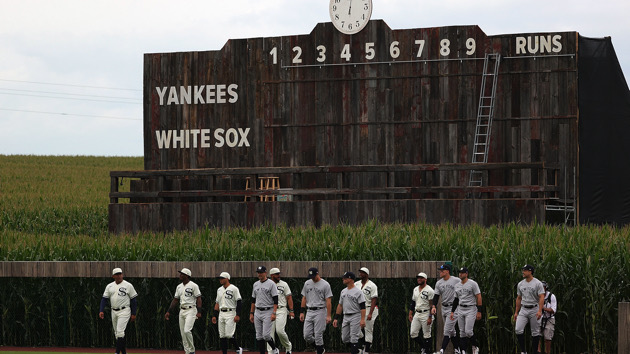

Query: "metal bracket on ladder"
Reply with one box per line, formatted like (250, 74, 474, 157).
(469, 53, 501, 187)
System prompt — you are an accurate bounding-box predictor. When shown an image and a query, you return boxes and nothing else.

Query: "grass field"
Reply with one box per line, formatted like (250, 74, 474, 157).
(1, 154, 629, 353)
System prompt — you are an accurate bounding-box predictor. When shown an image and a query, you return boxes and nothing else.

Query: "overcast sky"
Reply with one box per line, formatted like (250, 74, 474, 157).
(1, 0, 629, 156)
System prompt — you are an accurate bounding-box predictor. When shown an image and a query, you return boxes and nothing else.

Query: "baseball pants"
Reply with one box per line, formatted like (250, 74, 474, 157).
(457, 306, 477, 338)
(341, 313, 362, 344)
(362, 306, 378, 343)
(179, 307, 197, 354)
(111, 307, 131, 338)
(303, 308, 327, 346)
(515, 306, 542, 336)
(218, 310, 238, 338)
(410, 311, 432, 339)
(442, 308, 458, 337)
(254, 308, 274, 341)
(267, 307, 292, 352)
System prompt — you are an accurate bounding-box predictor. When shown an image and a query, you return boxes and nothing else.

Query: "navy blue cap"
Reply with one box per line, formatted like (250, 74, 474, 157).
(522, 264, 535, 272)
(256, 266, 267, 273)
(343, 271, 356, 280)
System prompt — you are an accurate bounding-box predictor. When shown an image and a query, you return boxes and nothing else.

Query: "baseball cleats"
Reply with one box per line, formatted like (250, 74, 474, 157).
(273, 349, 280, 354)
(472, 346, 479, 354)
(236, 348, 243, 354)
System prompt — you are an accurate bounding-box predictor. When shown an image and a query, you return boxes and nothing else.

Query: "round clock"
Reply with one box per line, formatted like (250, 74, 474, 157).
(329, 0, 373, 35)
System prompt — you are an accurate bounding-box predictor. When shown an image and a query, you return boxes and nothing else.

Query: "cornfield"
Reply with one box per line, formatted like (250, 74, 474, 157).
(1, 155, 629, 353)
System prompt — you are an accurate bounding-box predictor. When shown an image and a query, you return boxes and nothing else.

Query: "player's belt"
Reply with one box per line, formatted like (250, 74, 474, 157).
(256, 307, 273, 311)
(308, 307, 324, 310)
(344, 312, 359, 316)
(442, 303, 452, 307)
(220, 308, 234, 312)
(415, 309, 429, 313)
(112, 306, 127, 311)
(181, 305, 195, 309)
(278, 305, 285, 308)
(523, 304, 538, 309)
(459, 304, 473, 307)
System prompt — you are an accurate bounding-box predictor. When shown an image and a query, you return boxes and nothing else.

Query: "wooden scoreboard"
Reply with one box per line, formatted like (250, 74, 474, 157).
(110, 19, 580, 232)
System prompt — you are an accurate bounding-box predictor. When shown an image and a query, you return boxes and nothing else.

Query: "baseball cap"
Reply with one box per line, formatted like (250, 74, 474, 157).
(179, 268, 192, 277)
(416, 272, 427, 279)
(112, 268, 123, 275)
(269, 267, 280, 275)
(256, 266, 267, 273)
(359, 267, 370, 275)
(308, 267, 319, 278)
(343, 271, 356, 280)
(438, 264, 452, 272)
(458, 267, 469, 274)
(218, 272, 230, 280)
(542, 281, 548, 289)
(522, 264, 535, 272)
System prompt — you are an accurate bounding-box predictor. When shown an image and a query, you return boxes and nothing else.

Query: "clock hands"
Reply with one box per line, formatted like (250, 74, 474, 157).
(348, 0, 353, 15)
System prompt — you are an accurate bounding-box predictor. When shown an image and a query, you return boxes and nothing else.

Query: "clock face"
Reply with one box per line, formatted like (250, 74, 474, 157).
(329, 0, 372, 35)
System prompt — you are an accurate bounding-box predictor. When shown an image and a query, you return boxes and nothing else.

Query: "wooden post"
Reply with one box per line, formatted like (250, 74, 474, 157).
(619, 302, 630, 354)
(110, 176, 119, 204)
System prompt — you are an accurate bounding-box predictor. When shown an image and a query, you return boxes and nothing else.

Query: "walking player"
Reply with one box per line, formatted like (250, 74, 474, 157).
(165, 268, 202, 354)
(513, 264, 545, 354)
(355, 267, 378, 354)
(99, 267, 138, 354)
(267, 267, 294, 354)
(450, 267, 482, 354)
(431, 264, 461, 354)
(538, 281, 557, 354)
(333, 272, 366, 354)
(211, 272, 243, 354)
(250, 266, 280, 354)
(408, 272, 434, 354)
(300, 267, 333, 354)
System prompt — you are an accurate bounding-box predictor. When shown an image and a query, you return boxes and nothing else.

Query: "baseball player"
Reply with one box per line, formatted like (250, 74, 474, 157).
(266, 267, 294, 354)
(513, 264, 545, 354)
(450, 267, 482, 354)
(211, 272, 243, 354)
(299, 267, 333, 354)
(431, 264, 461, 354)
(355, 267, 378, 354)
(99, 267, 138, 354)
(165, 268, 202, 354)
(408, 272, 434, 354)
(538, 281, 557, 354)
(333, 272, 366, 354)
(249, 266, 280, 354)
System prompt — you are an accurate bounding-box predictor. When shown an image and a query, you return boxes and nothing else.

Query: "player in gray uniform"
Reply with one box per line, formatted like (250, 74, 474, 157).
(513, 264, 545, 354)
(333, 272, 366, 354)
(450, 267, 482, 354)
(431, 264, 461, 354)
(250, 266, 280, 354)
(300, 267, 333, 354)
(99, 267, 138, 354)
(165, 268, 202, 354)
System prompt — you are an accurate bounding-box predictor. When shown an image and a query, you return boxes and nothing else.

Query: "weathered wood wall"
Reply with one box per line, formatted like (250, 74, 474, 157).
(620, 302, 630, 354)
(109, 199, 544, 233)
(0, 261, 440, 278)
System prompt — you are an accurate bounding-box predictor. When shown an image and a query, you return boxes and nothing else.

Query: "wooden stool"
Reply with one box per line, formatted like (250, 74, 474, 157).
(258, 176, 280, 202)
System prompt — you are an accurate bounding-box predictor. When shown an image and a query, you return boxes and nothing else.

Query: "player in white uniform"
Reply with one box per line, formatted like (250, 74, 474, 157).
(408, 272, 434, 354)
(513, 264, 545, 354)
(267, 267, 294, 354)
(165, 268, 202, 354)
(99, 268, 138, 354)
(212, 272, 243, 354)
(431, 264, 461, 354)
(450, 267, 482, 354)
(355, 267, 378, 354)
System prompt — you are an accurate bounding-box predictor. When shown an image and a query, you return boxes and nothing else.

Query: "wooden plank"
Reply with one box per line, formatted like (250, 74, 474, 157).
(619, 302, 630, 354)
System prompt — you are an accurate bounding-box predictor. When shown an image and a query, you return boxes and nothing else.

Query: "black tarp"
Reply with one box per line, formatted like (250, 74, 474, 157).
(578, 35, 630, 225)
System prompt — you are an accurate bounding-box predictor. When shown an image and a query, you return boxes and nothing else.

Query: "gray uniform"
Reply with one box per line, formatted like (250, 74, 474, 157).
(435, 276, 460, 337)
(302, 278, 333, 346)
(339, 286, 365, 344)
(252, 279, 278, 341)
(453, 279, 481, 338)
(515, 278, 545, 336)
